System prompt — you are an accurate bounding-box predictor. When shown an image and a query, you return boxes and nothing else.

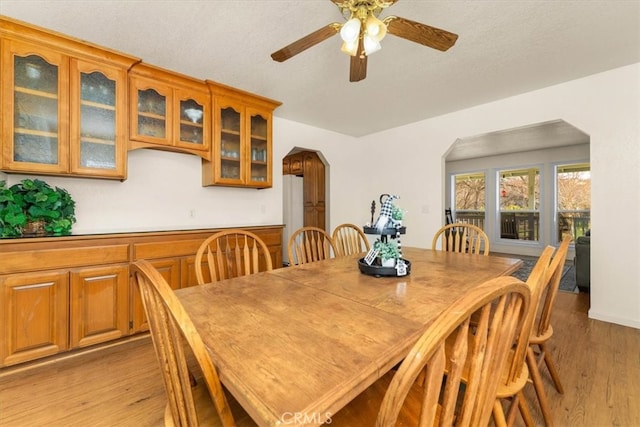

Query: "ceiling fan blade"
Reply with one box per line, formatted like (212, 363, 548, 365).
(350, 55, 367, 82)
(271, 23, 341, 62)
(349, 38, 367, 82)
(384, 16, 458, 51)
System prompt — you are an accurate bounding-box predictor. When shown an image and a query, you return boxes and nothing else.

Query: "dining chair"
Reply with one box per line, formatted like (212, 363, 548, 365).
(287, 226, 337, 265)
(131, 260, 255, 427)
(492, 245, 555, 427)
(331, 276, 530, 426)
(331, 223, 370, 257)
(432, 223, 491, 255)
(440, 246, 555, 426)
(195, 229, 273, 285)
(526, 236, 571, 425)
(330, 275, 531, 426)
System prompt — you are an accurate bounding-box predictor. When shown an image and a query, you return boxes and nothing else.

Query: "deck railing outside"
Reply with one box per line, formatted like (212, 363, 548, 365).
(558, 210, 591, 241)
(454, 211, 485, 229)
(454, 210, 590, 243)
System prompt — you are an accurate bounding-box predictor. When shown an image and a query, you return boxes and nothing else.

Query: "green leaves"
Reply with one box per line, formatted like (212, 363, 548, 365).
(0, 179, 76, 238)
(1, 181, 27, 237)
(374, 239, 400, 261)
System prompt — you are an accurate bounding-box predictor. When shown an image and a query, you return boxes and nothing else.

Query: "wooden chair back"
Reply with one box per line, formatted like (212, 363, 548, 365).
(195, 229, 273, 285)
(332, 223, 370, 257)
(523, 237, 572, 425)
(375, 276, 531, 425)
(504, 245, 554, 385)
(535, 236, 571, 338)
(287, 226, 336, 265)
(432, 223, 491, 255)
(131, 260, 237, 427)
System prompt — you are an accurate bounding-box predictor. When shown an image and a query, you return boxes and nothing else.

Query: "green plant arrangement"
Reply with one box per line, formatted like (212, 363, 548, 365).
(0, 181, 26, 237)
(0, 179, 76, 238)
(374, 239, 400, 263)
(391, 205, 404, 221)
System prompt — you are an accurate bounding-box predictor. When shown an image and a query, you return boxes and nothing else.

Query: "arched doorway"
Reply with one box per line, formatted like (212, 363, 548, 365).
(282, 149, 329, 265)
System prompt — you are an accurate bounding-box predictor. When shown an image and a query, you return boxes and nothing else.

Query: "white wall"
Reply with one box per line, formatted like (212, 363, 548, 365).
(3, 150, 283, 234)
(358, 63, 640, 329)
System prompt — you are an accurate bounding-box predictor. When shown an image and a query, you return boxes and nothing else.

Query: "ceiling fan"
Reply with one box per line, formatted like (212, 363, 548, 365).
(270, 0, 458, 82)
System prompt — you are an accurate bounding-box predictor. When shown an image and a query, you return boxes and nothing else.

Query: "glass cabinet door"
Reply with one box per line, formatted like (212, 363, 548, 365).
(179, 99, 204, 145)
(176, 91, 210, 154)
(2, 40, 69, 173)
(130, 77, 171, 146)
(204, 84, 278, 188)
(69, 59, 126, 178)
(137, 88, 167, 140)
(79, 71, 116, 168)
(248, 110, 270, 186)
(218, 104, 243, 183)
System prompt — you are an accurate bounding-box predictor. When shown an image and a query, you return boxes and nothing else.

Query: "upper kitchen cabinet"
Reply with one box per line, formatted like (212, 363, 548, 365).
(129, 63, 211, 160)
(0, 16, 139, 179)
(204, 80, 281, 189)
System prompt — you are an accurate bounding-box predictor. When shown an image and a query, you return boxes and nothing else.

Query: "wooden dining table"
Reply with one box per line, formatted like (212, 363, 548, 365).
(174, 247, 522, 426)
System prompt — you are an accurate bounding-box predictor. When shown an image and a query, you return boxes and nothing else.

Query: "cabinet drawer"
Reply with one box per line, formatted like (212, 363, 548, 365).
(0, 245, 130, 275)
(133, 239, 205, 260)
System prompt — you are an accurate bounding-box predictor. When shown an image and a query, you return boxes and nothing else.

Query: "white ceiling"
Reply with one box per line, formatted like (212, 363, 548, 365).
(1, 1, 639, 138)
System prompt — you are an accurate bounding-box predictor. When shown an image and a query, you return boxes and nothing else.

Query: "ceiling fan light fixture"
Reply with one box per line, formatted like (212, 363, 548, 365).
(341, 40, 359, 56)
(363, 34, 381, 56)
(340, 17, 361, 43)
(365, 14, 387, 42)
(269, 0, 459, 82)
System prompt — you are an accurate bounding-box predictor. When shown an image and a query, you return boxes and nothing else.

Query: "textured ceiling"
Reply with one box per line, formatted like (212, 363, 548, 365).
(1, 1, 639, 137)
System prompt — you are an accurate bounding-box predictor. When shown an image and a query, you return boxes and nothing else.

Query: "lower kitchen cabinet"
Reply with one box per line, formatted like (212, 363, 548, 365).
(0, 271, 69, 366)
(0, 225, 283, 367)
(70, 264, 129, 348)
(130, 258, 180, 334)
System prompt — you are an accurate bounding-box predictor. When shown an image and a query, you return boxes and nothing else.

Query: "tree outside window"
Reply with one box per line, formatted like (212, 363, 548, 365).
(453, 172, 485, 229)
(557, 163, 590, 242)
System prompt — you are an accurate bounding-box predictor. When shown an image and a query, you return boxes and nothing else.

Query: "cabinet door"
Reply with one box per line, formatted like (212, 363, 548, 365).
(69, 264, 129, 348)
(130, 258, 180, 333)
(129, 76, 172, 146)
(69, 58, 127, 178)
(246, 107, 272, 188)
(180, 256, 211, 288)
(175, 88, 211, 157)
(1, 39, 69, 174)
(211, 97, 245, 186)
(0, 271, 69, 367)
(303, 152, 326, 230)
(289, 153, 304, 175)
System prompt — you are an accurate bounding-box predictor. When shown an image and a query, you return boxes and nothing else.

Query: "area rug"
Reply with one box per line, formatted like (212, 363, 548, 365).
(511, 258, 577, 292)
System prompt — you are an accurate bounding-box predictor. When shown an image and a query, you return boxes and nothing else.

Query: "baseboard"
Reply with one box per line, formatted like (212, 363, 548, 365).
(588, 310, 640, 329)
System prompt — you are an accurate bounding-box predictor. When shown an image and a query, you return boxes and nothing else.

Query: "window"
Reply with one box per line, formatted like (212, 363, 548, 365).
(556, 163, 590, 243)
(499, 167, 540, 241)
(452, 172, 485, 229)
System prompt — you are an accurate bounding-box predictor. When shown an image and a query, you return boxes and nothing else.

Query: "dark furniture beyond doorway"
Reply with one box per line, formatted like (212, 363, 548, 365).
(574, 230, 591, 293)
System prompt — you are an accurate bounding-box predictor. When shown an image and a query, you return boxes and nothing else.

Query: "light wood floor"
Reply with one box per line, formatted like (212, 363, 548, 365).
(1, 291, 638, 426)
